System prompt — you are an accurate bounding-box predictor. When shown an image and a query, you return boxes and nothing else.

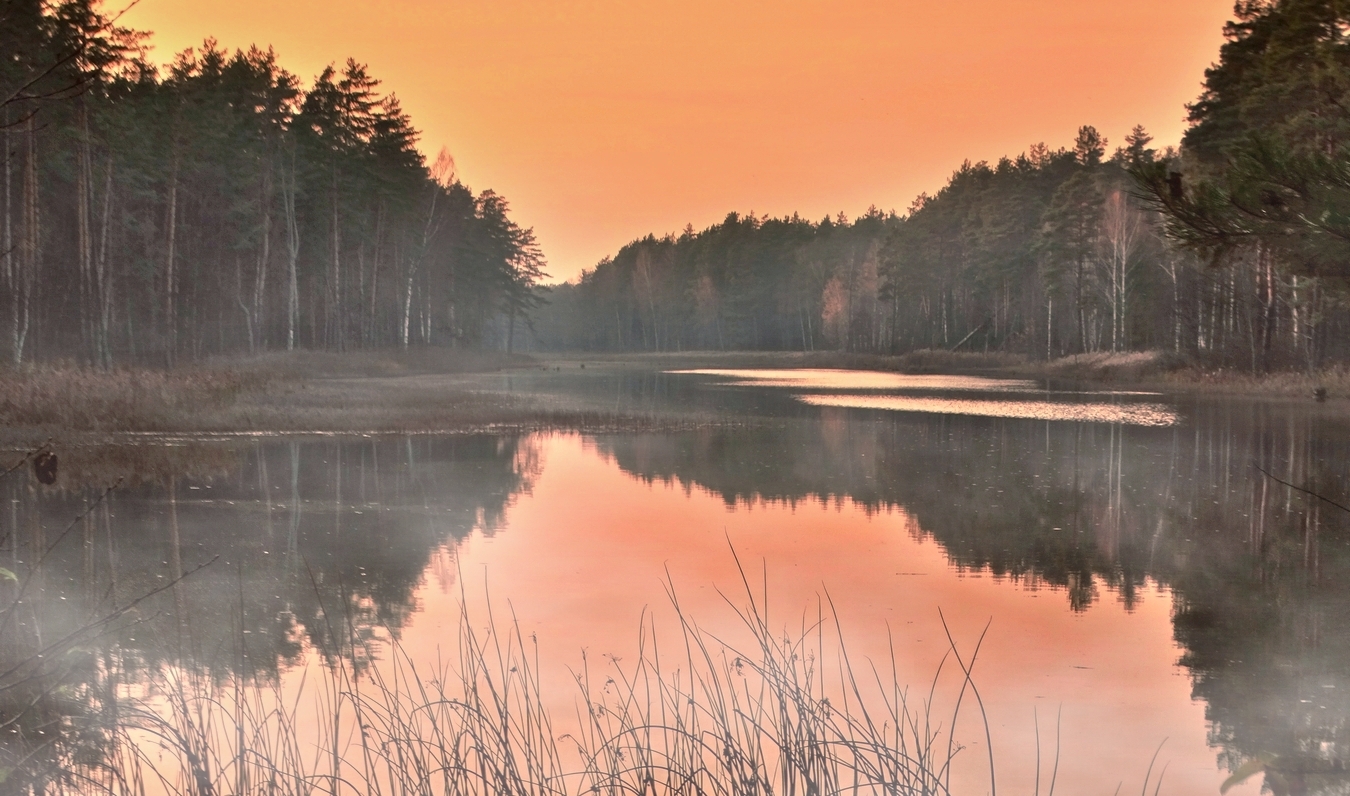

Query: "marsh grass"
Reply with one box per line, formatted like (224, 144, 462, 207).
(1021, 350, 1350, 398)
(224, 348, 536, 378)
(1028, 350, 1182, 382)
(0, 364, 275, 433)
(0, 348, 534, 437)
(1153, 362, 1350, 397)
(6, 347, 1350, 444)
(24, 553, 1033, 796)
(0, 354, 740, 438)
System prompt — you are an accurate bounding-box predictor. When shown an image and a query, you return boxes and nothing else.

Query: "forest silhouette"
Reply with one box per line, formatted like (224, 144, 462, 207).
(535, 1, 1350, 378)
(6, 2, 1350, 373)
(2, 2, 546, 368)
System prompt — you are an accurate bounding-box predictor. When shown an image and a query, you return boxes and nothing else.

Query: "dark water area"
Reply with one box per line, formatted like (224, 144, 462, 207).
(4, 369, 1350, 794)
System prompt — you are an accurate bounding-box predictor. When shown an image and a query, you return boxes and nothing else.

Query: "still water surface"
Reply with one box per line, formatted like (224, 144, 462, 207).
(7, 368, 1350, 794)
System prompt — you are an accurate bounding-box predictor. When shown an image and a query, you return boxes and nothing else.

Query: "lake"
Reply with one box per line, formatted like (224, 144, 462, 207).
(4, 367, 1348, 795)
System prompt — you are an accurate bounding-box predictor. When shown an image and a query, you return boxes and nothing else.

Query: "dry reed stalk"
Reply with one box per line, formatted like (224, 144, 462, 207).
(0, 364, 274, 432)
(44, 555, 1005, 796)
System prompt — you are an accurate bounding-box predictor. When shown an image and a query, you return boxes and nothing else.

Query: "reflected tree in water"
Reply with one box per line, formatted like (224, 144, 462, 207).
(594, 404, 1350, 792)
(0, 433, 541, 790)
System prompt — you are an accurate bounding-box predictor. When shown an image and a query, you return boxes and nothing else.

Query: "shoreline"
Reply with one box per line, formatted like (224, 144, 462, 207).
(540, 349, 1349, 400)
(0, 348, 1341, 445)
(0, 350, 749, 446)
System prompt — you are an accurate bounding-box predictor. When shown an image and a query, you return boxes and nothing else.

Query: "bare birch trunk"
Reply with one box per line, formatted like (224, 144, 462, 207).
(164, 152, 179, 367)
(1046, 295, 1053, 360)
(422, 272, 431, 343)
(402, 185, 441, 350)
(637, 249, 660, 351)
(1291, 275, 1302, 360)
(329, 168, 342, 351)
(77, 103, 94, 363)
(1074, 251, 1089, 354)
(1101, 190, 1139, 353)
(356, 244, 365, 347)
(401, 263, 415, 349)
(95, 158, 113, 367)
(447, 255, 457, 349)
(370, 203, 383, 345)
(15, 115, 38, 365)
(253, 164, 271, 351)
(236, 256, 254, 352)
(283, 156, 299, 350)
(2, 107, 11, 359)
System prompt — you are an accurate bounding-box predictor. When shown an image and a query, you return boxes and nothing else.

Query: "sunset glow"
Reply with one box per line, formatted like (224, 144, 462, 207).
(122, 0, 1236, 281)
(8, 3, 1350, 792)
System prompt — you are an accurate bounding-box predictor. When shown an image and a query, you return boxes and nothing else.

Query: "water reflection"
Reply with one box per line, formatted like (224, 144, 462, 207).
(797, 393, 1180, 425)
(591, 399, 1350, 792)
(4, 371, 1350, 794)
(0, 435, 540, 789)
(676, 367, 1178, 425)
(673, 367, 1041, 392)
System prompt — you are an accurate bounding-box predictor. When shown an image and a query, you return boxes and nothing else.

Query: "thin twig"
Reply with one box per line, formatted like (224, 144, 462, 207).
(1254, 463, 1350, 513)
(0, 439, 53, 480)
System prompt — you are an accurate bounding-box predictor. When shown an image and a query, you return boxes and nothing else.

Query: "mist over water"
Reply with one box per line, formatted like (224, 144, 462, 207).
(5, 370, 1348, 794)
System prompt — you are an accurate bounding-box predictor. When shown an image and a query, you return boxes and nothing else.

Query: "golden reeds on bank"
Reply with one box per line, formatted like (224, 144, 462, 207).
(0, 350, 748, 442)
(0, 364, 273, 432)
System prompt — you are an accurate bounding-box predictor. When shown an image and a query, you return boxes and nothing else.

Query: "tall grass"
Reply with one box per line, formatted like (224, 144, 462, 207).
(0, 357, 730, 437)
(225, 348, 536, 378)
(0, 364, 273, 432)
(27, 559, 1018, 796)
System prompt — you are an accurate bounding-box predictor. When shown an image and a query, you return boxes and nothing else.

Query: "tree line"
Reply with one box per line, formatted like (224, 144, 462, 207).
(537, 0, 1350, 372)
(1, 0, 545, 367)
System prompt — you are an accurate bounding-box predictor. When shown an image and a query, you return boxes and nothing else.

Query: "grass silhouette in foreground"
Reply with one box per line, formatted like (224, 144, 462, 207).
(6, 546, 1064, 796)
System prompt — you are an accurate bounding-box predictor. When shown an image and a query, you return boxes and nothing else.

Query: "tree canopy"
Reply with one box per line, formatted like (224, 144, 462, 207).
(0, 0, 547, 366)
(535, 131, 1191, 361)
(539, 0, 1350, 372)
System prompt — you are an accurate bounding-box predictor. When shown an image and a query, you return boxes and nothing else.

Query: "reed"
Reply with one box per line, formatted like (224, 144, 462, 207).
(0, 364, 274, 433)
(1152, 362, 1350, 397)
(0, 356, 735, 438)
(223, 347, 536, 378)
(13, 555, 1022, 796)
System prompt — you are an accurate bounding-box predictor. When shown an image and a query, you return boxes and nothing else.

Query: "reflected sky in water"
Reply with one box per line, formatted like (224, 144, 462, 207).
(433, 432, 1216, 796)
(672, 367, 1041, 392)
(672, 367, 1180, 426)
(797, 393, 1181, 425)
(11, 368, 1350, 795)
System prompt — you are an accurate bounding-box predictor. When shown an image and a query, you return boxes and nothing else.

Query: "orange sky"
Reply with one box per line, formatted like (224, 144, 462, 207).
(122, 0, 1237, 283)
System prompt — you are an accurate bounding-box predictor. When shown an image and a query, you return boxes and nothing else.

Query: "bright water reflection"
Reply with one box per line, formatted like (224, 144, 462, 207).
(676, 367, 1179, 426)
(672, 368, 1041, 392)
(797, 393, 1181, 425)
(4, 368, 1349, 795)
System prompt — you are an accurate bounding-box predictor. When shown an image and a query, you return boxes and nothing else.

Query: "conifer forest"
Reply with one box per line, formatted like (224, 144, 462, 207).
(535, 0, 1350, 373)
(9, 4, 1350, 795)
(1, 0, 546, 368)
(8, 0, 1350, 374)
